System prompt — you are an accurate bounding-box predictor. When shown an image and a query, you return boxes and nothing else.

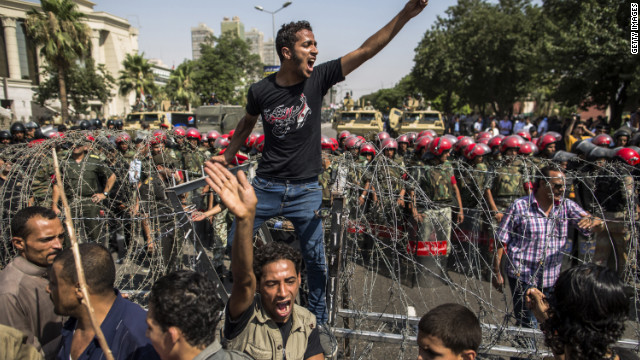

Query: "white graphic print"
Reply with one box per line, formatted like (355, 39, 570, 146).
(263, 93, 311, 138)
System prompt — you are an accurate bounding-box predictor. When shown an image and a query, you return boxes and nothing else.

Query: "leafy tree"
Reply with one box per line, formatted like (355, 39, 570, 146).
(412, 0, 541, 117)
(118, 53, 156, 100)
(165, 60, 200, 110)
(542, 0, 640, 128)
(192, 33, 263, 105)
(362, 76, 415, 112)
(26, 0, 92, 123)
(34, 58, 115, 115)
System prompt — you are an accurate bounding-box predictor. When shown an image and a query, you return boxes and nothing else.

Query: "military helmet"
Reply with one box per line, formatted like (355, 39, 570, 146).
(115, 119, 124, 129)
(0, 130, 11, 140)
(92, 119, 102, 129)
(454, 136, 474, 152)
(151, 130, 166, 144)
(214, 137, 230, 149)
(429, 136, 453, 156)
(186, 128, 201, 141)
(79, 120, 91, 130)
(173, 127, 187, 137)
(615, 147, 640, 166)
(546, 131, 562, 141)
(10, 122, 25, 135)
(228, 129, 235, 139)
(115, 133, 131, 143)
(488, 135, 505, 150)
(359, 143, 377, 156)
(415, 136, 433, 153)
(106, 119, 116, 127)
(538, 133, 558, 152)
(345, 135, 364, 150)
(516, 131, 532, 142)
(463, 143, 490, 160)
(418, 129, 437, 138)
(206, 130, 221, 142)
(406, 132, 418, 145)
(25, 121, 39, 130)
(442, 134, 458, 146)
(519, 141, 537, 155)
(476, 131, 492, 140)
(321, 135, 334, 151)
(500, 135, 525, 153)
(254, 134, 265, 152)
(377, 131, 391, 144)
(381, 138, 398, 150)
(338, 130, 351, 141)
(245, 132, 260, 149)
(397, 134, 410, 144)
(613, 128, 632, 139)
(592, 134, 614, 147)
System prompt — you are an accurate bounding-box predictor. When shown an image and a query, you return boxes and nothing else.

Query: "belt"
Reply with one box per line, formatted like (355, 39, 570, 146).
(256, 175, 318, 184)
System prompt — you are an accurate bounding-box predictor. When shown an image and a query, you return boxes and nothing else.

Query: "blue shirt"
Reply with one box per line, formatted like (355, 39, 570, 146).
(57, 291, 159, 360)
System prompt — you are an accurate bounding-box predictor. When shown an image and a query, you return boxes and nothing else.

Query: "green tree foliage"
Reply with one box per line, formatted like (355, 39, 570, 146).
(362, 76, 414, 112)
(118, 53, 156, 99)
(192, 33, 263, 105)
(412, 0, 541, 116)
(34, 58, 115, 115)
(165, 60, 199, 110)
(26, 0, 92, 123)
(542, 0, 640, 128)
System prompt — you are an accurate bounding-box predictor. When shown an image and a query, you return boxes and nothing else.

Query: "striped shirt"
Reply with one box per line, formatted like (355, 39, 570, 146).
(497, 195, 590, 288)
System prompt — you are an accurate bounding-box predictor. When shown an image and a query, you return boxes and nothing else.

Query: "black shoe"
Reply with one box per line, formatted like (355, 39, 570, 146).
(317, 323, 338, 359)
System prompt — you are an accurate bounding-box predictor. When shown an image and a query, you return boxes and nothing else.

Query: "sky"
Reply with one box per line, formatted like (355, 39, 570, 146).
(91, 0, 455, 101)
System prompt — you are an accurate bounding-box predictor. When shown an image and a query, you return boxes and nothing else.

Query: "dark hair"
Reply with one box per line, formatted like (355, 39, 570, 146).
(11, 206, 58, 239)
(253, 241, 302, 281)
(536, 165, 564, 187)
(149, 271, 224, 348)
(54, 243, 115, 295)
(542, 264, 628, 360)
(275, 21, 313, 62)
(418, 303, 482, 354)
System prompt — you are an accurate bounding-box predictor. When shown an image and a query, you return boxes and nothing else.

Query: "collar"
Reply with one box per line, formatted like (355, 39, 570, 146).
(13, 256, 48, 277)
(192, 339, 223, 360)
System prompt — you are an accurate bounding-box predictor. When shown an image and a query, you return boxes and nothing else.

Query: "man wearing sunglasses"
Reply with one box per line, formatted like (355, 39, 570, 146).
(492, 166, 604, 345)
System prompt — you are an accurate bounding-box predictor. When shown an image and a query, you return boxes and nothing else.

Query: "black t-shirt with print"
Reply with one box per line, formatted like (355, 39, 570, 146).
(246, 59, 345, 180)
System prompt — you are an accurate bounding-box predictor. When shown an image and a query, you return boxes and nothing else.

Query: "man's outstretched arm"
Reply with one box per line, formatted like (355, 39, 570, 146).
(204, 161, 258, 319)
(341, 0, 428, 77)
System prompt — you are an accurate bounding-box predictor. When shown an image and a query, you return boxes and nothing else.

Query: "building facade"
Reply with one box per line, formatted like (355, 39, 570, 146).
(191, 23, 214, 61)
(221, 16, 245, 40)
(0, 0, 139, 125)
(245, 27, 264, 63)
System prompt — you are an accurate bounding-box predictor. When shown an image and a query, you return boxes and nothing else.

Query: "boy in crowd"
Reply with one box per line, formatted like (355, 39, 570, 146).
(416, 303, 481, 360)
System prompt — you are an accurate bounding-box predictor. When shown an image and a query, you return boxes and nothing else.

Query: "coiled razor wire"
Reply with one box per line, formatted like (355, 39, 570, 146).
(0, 130, 638, 359)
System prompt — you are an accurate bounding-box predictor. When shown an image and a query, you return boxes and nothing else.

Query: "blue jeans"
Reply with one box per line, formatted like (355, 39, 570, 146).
(508, 276, 553, 359)
(228, 175, 328, 324)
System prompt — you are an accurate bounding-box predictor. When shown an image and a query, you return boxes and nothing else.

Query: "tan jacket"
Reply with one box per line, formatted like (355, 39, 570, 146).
(225, 295, 317, 360)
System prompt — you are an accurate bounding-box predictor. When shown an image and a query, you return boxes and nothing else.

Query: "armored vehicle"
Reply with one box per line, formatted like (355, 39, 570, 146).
(194, 105, 246, 134)
(388, 108, 445, 137)
(331, 109, 384, 138)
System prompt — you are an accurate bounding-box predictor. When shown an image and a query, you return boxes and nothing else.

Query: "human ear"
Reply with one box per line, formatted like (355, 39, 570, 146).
(459, 349, 477, 360)
(12, 237, 25, 252)
(282, 47, 292, 60)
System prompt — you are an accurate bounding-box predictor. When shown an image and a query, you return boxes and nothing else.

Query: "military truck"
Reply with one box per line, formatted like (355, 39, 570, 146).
(388, 108, 445, 137)
(331, 109, 384, 138)
(123, 111, 171, 132)
(194, 105, 248, 134)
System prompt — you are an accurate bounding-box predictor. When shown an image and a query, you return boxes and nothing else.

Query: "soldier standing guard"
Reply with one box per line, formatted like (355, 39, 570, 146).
(52, 135, 115, 243)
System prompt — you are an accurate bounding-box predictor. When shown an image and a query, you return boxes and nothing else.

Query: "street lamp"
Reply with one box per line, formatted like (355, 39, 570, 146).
(254, 1, 292, 65)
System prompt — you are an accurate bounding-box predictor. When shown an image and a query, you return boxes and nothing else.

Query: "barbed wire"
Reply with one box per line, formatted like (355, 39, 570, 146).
(0, 130, 638, 358)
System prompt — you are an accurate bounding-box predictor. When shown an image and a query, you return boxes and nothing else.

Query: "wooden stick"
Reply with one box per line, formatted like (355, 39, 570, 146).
(52, 150, 115, 360)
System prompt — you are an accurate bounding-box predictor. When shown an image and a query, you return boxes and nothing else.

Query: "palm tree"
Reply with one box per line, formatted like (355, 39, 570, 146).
(166, 61, 200, 110)
(26, 0, 92, 123)
(118, 53, 156, 102)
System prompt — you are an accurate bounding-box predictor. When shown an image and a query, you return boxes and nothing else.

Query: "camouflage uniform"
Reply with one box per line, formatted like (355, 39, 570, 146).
(486, 159, 528, 212)
(107, 149, 136, 257)
(412, 160, 457, 253)
(593, 164, 636, 277)
(60, 154, 113, 242)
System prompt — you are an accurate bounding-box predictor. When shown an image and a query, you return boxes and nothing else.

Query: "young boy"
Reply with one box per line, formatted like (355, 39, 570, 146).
(417, 303, 481, 360)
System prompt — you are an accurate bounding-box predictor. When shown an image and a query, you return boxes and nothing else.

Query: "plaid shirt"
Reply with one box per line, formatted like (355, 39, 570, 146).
(496, 194, 590, 288)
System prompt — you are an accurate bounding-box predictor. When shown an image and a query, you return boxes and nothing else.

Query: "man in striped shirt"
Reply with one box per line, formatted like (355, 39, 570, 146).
(492, 166, 604, 330)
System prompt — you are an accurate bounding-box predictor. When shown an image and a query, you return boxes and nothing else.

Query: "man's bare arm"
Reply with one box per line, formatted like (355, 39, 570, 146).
(203, 162, 257, 319)
(211, 113, 260, 165)
(341, 0, 428, 77)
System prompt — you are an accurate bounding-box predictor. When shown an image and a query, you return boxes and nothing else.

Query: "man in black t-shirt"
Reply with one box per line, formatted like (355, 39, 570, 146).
(211, 0, 430, 345)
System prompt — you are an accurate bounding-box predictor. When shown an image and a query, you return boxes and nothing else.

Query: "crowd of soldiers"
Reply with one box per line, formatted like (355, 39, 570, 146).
(1, 113, 639, 286)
